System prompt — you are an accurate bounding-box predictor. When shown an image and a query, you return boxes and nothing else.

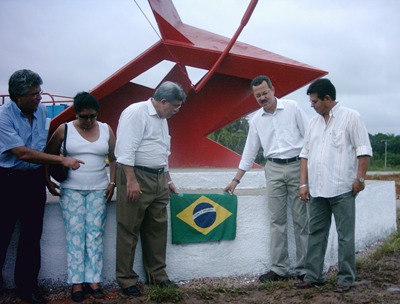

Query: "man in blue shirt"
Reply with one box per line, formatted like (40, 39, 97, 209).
(0, 69, 83, 304)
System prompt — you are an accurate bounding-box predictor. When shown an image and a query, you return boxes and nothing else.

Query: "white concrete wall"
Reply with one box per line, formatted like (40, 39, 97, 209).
(3, 169, 397, 287)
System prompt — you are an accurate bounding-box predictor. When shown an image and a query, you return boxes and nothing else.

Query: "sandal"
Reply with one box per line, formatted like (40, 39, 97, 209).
(71, 284, 85, 302)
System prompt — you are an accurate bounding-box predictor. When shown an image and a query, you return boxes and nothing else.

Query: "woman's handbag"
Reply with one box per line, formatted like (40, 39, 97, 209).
(49, 123, 69, 182)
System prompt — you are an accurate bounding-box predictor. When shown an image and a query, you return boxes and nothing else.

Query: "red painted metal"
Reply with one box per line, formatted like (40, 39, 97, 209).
(50, 0, 327, 168)
(194, 0, 259, 93)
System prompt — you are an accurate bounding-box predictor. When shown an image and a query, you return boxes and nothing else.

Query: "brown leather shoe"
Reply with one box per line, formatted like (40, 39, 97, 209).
(294, 281, 325, 289)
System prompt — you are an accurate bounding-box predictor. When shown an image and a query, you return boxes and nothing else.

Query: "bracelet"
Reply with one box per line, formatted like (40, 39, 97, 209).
(299, 184, 308, 189)
(168, 181, 174, 185)
(232, 178, 241, 184)
(109, 182, 116, 187)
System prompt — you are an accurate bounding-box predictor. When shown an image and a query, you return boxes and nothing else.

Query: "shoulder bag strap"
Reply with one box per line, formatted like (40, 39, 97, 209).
(62, 123, 68, 156)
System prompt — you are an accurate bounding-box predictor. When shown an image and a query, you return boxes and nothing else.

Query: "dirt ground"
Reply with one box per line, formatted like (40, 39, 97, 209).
(2, 241, 400, 304)
(1, 174, 399, 304)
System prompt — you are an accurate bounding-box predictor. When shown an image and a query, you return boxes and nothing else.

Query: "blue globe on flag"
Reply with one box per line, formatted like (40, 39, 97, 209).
(193, 202, 216, 228)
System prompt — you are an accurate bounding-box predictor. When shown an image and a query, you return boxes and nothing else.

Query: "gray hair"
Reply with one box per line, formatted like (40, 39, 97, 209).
(8, 69, 43, 101)
(154, 81, 186, 103)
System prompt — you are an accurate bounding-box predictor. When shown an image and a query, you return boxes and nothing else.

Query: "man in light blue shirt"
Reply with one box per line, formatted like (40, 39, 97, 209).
(0, 69, 82, 304)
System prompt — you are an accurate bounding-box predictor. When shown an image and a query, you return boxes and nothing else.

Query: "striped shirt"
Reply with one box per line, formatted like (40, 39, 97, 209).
(300, 103, 372, 198)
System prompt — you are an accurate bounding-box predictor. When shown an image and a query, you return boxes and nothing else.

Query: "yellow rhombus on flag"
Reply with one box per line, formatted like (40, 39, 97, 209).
(170, 193, 237, 244)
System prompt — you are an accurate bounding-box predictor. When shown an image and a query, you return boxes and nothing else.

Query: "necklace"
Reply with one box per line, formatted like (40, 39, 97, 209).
(75, 121, 88, 132)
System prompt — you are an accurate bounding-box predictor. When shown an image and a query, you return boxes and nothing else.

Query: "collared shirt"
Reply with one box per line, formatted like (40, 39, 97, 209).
(0, 100, 49, 170)
(239, 98, 309, 171)
(115, 98, 170, 169)
(300, 103, 372, 198)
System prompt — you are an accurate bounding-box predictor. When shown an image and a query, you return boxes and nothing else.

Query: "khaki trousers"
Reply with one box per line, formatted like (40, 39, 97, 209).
(265, 160, 309, 276)
(116, 164, 169, 288)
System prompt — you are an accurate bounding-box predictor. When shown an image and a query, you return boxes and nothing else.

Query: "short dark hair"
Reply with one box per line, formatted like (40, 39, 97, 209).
(307, 78, 336, 101)
(73, 92, 100, 113)
(154, 81, 186, 104)
(8, 69, 43, 102)
(251, 75, 273, 89)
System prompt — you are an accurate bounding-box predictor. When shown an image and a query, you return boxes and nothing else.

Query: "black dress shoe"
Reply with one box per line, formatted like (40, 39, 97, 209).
(259, 271, 289, 282)
(19, 291, 47, 304)
(121, 285, 142, 297)
(84, 283, 105, 299)
(297, 274, 306, 281)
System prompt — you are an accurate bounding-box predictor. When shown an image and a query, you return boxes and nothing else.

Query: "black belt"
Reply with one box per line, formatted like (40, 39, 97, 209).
(267, 156, 300, 164)
(134, 165, 164, 174)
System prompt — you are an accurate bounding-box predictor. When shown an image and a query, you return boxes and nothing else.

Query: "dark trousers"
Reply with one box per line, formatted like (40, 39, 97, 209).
(304, 191, 356, 285)
(0, 167, 46, 293)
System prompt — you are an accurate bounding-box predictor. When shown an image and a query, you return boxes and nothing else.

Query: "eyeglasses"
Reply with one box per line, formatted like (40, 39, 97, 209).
(78, 114, 97, 119)
(254, 90, 271, 100)
(171, 102, 182, 109)
(23, 90, 43, 98)
(166, 100, 182, 109)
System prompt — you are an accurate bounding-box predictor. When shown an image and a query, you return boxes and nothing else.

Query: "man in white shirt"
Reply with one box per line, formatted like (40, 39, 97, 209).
(295, 78, 372, 293)
(224, 75, 309, 282)
(114, 81, 186, 297)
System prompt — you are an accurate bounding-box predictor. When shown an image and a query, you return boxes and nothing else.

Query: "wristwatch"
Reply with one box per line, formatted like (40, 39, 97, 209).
(357, 177, 365, 183)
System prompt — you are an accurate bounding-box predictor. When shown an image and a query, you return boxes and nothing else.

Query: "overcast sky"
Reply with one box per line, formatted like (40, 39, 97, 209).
(1, 0, 399, 135)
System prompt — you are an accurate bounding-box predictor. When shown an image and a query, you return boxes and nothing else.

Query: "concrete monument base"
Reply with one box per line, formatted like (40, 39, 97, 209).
(3, 169, 397, 287)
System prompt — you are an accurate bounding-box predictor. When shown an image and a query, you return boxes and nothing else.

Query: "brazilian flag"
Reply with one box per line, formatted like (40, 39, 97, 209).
(170, 193, 237, 244)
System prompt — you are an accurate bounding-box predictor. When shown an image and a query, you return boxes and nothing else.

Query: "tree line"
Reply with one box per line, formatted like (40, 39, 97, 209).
(208, 117, 400, 170)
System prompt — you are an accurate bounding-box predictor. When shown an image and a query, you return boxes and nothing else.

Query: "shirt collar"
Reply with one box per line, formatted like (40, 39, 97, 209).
(276, 98, 284, 110)
(261, 97, 283, 116)
(10, 100, 38, 118)
(146, 98, 159, 117)
(329, 102, 340, 117)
